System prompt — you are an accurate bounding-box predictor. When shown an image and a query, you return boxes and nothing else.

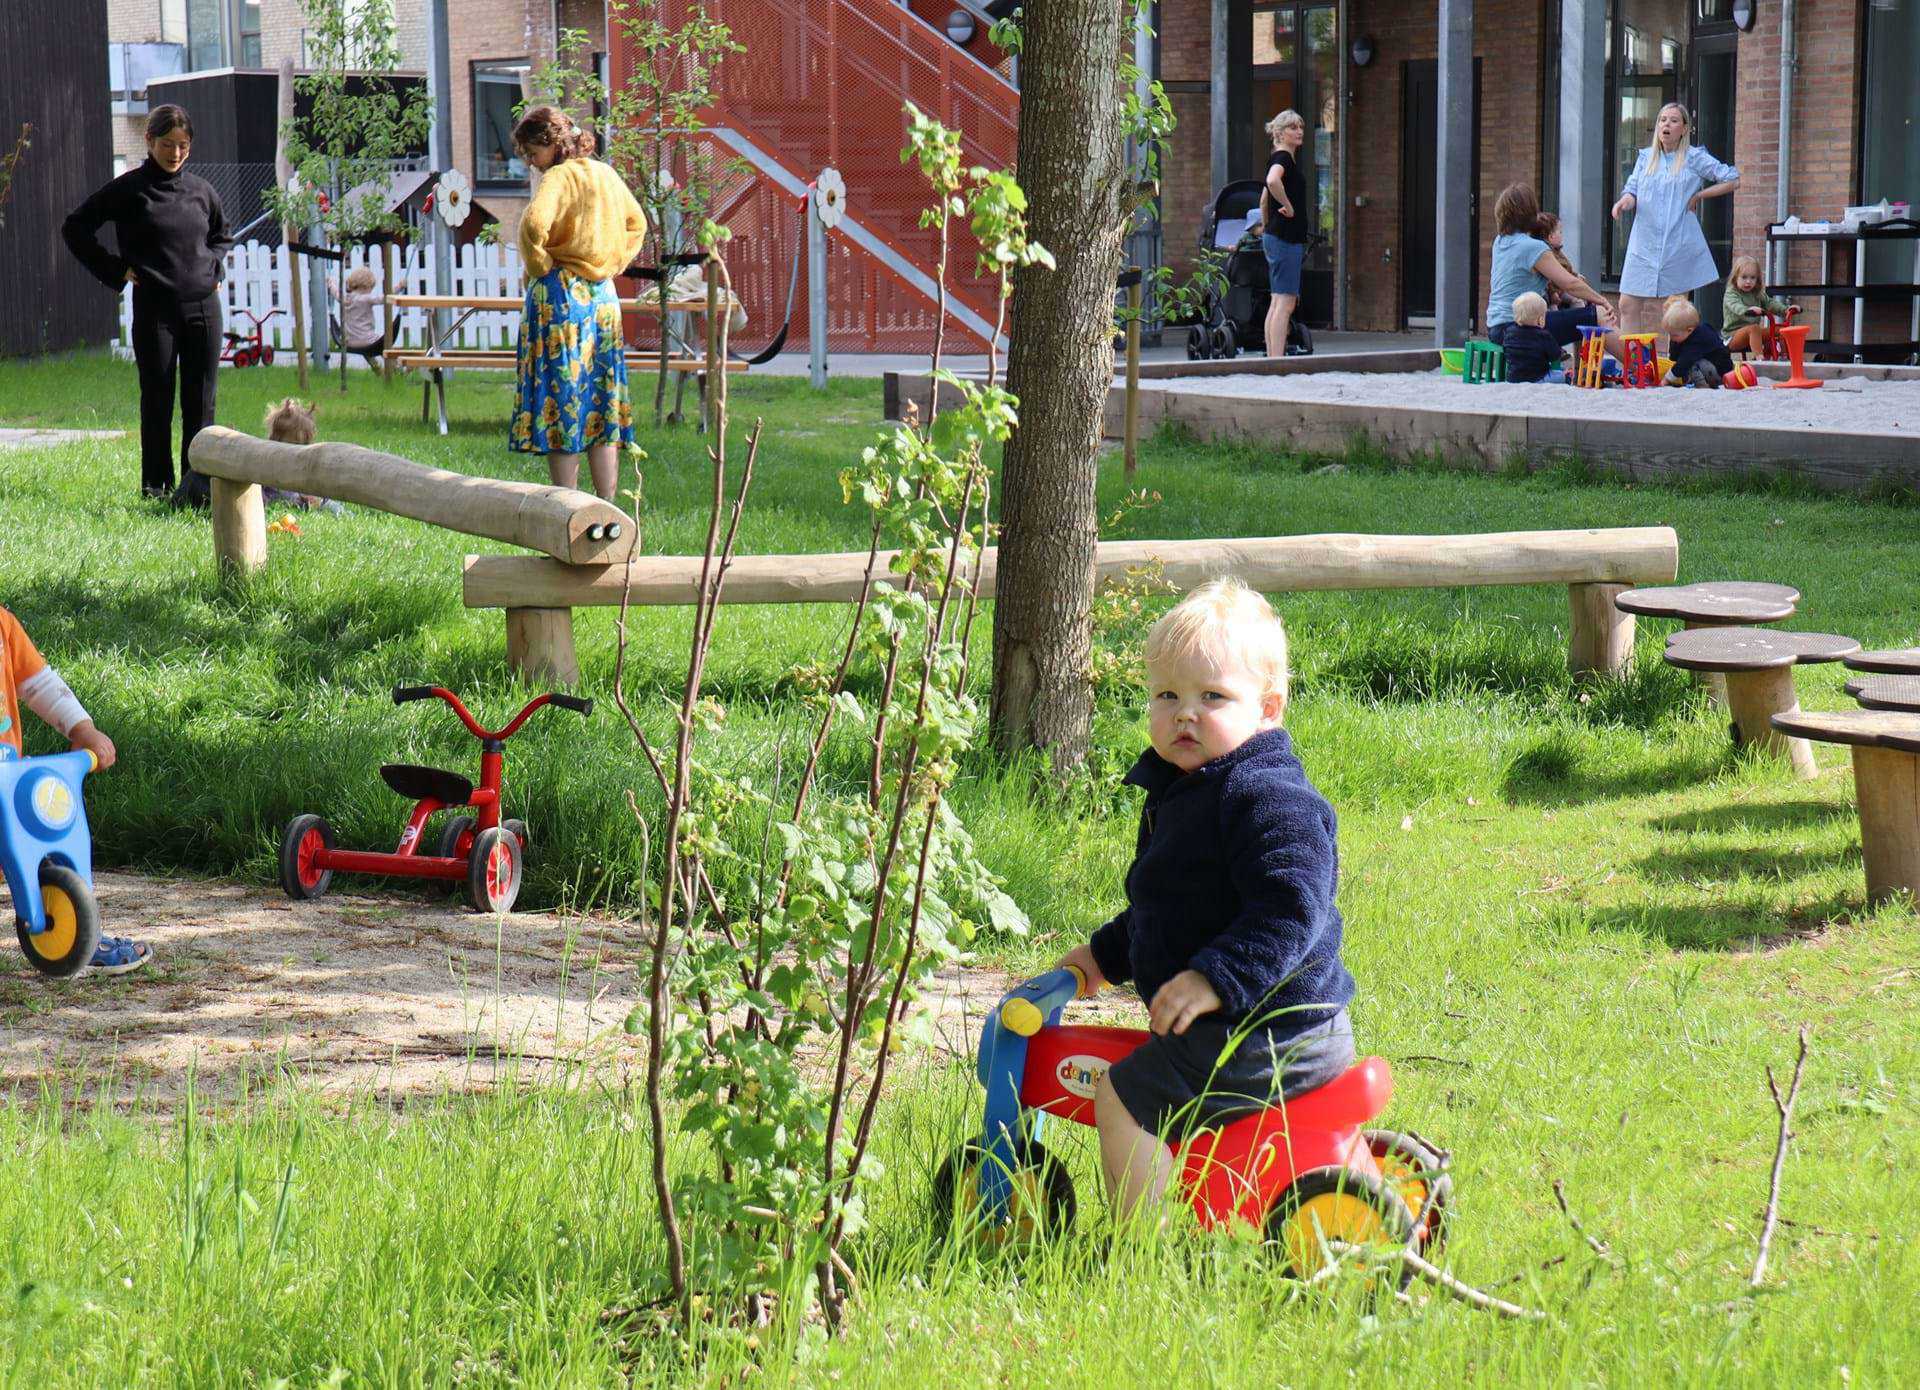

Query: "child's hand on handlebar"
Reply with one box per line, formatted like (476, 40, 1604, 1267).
(1148, 970, 1222, 1036)
(69, 720, 117, 771)
(1052, 944, 1107, 998)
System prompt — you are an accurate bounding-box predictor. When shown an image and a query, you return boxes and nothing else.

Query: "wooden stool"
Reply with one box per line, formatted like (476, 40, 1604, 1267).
(1842, 647, 1920, 676)
(1617, 581, 1801, 707)
(1463, 339, 1505, 384)
(1573, 325, 1608, 389)
(1769, 710, 1920, 906)
(1847, 675, 1920, 713)
(1621, 333, 1659, 389)
(1664, 627, 1861, 779)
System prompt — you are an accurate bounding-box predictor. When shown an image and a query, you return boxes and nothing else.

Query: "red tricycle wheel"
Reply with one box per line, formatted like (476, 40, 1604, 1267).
(261, 344, 275, 366)
(466, 826, 522, 913)
(279, 814, 336, 900)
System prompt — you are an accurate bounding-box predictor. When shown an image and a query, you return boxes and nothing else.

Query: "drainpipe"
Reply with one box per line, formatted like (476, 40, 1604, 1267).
(1776, 0, 1795, 225)
(1337, 0, 1348, 330)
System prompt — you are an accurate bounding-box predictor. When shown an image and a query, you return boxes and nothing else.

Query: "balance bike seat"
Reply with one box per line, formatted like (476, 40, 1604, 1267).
(1178, 1056, 1395, 1230)
(379, 763, 474, 805)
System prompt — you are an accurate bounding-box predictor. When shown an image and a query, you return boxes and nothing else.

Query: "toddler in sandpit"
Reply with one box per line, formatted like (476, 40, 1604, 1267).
(1661, 300, 1737, 388)
(1502, 293, 1564, 384)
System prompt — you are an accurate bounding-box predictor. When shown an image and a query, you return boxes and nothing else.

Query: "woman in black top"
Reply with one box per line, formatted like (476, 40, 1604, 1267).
(1259, 109, 1308, 358)
(64, 105, 231, 503)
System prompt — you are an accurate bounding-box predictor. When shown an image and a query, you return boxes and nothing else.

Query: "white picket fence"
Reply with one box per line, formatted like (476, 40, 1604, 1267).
(116, 240, 529, 357)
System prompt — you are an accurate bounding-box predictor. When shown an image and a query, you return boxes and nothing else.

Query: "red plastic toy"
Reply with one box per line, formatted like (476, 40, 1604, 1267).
(278, 684, 591, 913)
(1758, 304, 1802, 362)
(935, 966, 1451, 1277)
(221, 307, 282, 368)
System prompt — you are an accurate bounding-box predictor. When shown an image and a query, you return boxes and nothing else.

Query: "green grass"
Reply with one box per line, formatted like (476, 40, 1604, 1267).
(2, 350, 1918, 1385)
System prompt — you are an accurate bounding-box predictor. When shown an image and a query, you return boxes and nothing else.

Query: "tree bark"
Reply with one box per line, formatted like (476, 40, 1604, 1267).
(989, 0, 1131, 769)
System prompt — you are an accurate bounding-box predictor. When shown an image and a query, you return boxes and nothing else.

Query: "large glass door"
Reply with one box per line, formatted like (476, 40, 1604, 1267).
(1250, 2, 1339, 325)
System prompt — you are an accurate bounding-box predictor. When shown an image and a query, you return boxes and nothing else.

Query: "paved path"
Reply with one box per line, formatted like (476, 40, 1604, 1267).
(0, 427, 125, 450)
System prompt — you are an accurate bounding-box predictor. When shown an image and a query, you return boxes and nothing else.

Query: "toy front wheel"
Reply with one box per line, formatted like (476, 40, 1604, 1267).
(467, 826, 523, 913)
(261, 345, 276, 366)
(1365, 1129, 1452, 1257)
(1264, 1165, 1416, 1286)
(16, 863, 102, 978)
(931, 1140, 1075, 1244)
(279, 814, 335, 900)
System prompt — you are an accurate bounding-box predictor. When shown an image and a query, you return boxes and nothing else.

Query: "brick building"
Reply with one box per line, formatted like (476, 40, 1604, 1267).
(1155, 0, 1920, 354)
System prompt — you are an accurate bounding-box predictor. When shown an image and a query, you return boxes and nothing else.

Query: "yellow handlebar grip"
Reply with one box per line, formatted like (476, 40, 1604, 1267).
(1066, 963, 1088, 997)
(1000, 997, 1044, 1037)
(85, 751, 99, 772)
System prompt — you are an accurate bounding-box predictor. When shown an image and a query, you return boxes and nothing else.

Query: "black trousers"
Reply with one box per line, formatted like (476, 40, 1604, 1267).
(131, 288, 221, 497)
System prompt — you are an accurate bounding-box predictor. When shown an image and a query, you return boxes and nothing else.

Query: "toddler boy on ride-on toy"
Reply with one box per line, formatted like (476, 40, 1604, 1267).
(1, 605, 149, 974)
(1055, 578, 1354, 1219)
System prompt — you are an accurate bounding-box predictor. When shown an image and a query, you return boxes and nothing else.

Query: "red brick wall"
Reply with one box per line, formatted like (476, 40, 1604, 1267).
(1160, 0, 1215, 283)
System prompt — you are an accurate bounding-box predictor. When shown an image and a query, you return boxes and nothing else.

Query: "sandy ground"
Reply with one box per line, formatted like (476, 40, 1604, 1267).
(1153, 369, 1920, 434)
(0, 872, 1143, 1108)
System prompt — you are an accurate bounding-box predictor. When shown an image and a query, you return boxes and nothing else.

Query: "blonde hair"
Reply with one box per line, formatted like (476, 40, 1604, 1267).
(1265, 108, 1304, 142)
(1512, 291, 1548, 327)
(265, 397, 317, 445)
(1663, 299, 1701, 334)
(345, 265, 375, 292)
(1641, 102, 1693, 182)
(1728, 255, 1763, 290)
(1144, 578, 1290, 707)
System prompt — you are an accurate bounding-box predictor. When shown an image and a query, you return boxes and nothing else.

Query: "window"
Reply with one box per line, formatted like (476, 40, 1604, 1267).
(1602, 0, 1689, 278)
(474, 62, 531, 189)
(186, 0, 226, 71)
(1862, 0, 1919, 282)
(240, 1, 262, 68)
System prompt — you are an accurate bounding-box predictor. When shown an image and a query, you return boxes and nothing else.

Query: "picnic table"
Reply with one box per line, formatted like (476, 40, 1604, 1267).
(385, 293, 743, 434)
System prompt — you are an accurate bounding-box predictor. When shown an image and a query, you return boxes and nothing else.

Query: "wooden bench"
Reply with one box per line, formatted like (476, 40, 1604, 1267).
(1769, 709, 1920, 906)
(459, 526, 1681, 684)
(1663, 627, 1860, 778)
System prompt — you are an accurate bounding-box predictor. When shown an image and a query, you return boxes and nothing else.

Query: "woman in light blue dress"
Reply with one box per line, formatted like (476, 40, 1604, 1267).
(1610, 102, 1740, 342)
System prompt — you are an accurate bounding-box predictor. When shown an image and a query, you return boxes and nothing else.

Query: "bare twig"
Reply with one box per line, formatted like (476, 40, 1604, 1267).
(1327, 1243, 1548, 1322)
(1750, 1026, 1811, 1289)
(1552, 1178, 1615, 1261)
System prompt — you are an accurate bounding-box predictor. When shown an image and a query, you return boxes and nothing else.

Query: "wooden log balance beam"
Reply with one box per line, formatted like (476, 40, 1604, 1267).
(187, 426, 638, 580)
(462, 527, 1679, 684)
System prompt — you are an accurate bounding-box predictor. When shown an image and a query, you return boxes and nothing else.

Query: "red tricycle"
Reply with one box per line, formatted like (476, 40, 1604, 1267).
(278, 684, 591, 913)
(221, 308, 282, 368)
(1757, 303, 1801, 362)
(935, 966, 1450, 1278)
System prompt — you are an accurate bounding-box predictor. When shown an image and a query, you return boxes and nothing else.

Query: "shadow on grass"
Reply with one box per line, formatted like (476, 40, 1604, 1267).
(1648, 801, 1854, 835)
(1501, 737, 1732, 807)
(1630, 842, 1860, 886)
(1580, 897, 1854, 951)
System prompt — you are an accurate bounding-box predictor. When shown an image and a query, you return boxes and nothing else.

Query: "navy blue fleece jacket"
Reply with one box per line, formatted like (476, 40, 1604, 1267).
(1088, 727, 1355, 1037)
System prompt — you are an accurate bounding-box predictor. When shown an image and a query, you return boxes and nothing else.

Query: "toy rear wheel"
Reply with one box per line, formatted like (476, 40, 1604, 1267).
(504, 818, 529, 855)
(279, 814, 335, 900)
(433, 815, 476, 897)
(1365, 1129, 1452, 1257)
(466, 826, 522, 913)
(1264, 1165, 1416, 1287)
(16, 863, 101, 978)
(931, 1140, 1075, 1244)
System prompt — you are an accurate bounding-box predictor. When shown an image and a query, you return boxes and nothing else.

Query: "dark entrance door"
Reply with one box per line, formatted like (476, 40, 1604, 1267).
(1248, 2, 1339, 326)
(1689, 24, 1739, 313)
(1400, 59, 1481, 326)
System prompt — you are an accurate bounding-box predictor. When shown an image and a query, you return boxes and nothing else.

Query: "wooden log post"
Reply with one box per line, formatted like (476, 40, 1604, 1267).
(1124, 269, 1142, 484)
(505, 608, 580, 685)
(1852, 745, 1920, 906)
(209, 477, 268, 580)
(1567, 582, 1633, 677)
(381, 240, 398, 383)
(1725, 667, 1818, 779)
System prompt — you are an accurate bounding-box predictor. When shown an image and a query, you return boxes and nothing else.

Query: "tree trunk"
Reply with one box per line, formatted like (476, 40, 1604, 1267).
(988, 0, 1130, 769)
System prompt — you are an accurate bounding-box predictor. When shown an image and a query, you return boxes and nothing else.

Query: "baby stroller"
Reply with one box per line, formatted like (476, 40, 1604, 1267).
(1187, 180, 1315, 360)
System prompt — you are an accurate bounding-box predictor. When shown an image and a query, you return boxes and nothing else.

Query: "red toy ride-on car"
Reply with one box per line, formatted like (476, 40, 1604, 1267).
(278, 685, 590, 913)
(936, 965, 1451, 1279)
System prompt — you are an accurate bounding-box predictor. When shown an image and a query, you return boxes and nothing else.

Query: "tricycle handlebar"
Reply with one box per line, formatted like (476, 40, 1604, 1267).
(391, 685, 594, 741)
(997, 965, 1086, 1038)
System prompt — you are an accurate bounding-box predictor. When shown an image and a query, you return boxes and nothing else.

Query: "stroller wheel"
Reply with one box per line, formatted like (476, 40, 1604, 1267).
(1187, 326, 1206, 361)
(1210, 325, 1236, 359)
(1289, 322, 1314, 356)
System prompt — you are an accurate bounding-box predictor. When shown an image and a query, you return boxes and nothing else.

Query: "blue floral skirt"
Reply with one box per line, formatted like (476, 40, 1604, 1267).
(509, 268, 635, 454)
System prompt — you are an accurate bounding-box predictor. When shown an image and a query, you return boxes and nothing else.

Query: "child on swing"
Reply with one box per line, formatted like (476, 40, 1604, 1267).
(1054, 579, 1355, 1219)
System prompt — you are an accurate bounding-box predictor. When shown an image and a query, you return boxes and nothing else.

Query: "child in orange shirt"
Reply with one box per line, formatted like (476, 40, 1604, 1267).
(2, 606, 149, 974)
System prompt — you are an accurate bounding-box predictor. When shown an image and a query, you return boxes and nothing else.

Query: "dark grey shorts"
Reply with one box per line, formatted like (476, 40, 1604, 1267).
(1107, 1008, 1355, 1140)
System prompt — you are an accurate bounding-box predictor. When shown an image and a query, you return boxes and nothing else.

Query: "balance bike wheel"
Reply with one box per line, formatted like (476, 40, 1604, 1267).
(1264, 1165, 1416, 1287)
(931, 1140, 1075, 1244)
(279, 814, 335, 900)
(433, 815, 476, 896)
(466, 826, 523, 913)
(16, 863, 102, 978)
(1364, 1129, 1453, 1257)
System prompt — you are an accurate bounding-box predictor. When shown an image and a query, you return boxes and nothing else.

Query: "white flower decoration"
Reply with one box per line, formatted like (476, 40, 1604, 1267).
(815, 167, 846, 231)
(436, 168, 473, 227)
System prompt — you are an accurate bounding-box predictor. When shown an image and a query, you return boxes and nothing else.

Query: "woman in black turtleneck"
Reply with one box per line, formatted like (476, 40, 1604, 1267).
(63, 104, 232, 504)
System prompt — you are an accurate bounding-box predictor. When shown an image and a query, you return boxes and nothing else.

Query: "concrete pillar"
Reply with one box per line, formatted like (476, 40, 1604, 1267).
(1434, 0, 1474, 347)
(426, 0, 454, 335)
(808, 187, 828, 389)
(1559, 0, 1606, 286)
(1211, 0, 1231, 195)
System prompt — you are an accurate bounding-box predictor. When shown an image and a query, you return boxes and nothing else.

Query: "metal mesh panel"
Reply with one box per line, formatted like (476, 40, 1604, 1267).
(192, 162, 281, 243)
(612, 0, 1020, 354)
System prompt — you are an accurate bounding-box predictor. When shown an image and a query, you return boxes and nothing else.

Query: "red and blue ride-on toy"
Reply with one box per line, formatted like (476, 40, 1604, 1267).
(935, 966, 1451, 1279)
(1757, 303, 1802, 362)
(278, 685, 591, 913)
(221, 308, 282, 369)
(1, 748, 103, 977)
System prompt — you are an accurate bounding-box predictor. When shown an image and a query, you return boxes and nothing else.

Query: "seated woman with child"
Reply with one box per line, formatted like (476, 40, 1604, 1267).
(1483, 184, 1623, 368)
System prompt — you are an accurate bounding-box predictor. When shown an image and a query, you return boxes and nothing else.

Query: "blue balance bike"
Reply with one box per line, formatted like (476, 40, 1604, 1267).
(0, 748, 102, 977)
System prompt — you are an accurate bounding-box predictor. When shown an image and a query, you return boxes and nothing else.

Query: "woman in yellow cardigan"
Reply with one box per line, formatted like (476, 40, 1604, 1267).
(509, 106, 647, 500)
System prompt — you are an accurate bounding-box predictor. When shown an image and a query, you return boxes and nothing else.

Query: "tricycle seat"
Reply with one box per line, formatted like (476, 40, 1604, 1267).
(379, 764, 473, 806)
